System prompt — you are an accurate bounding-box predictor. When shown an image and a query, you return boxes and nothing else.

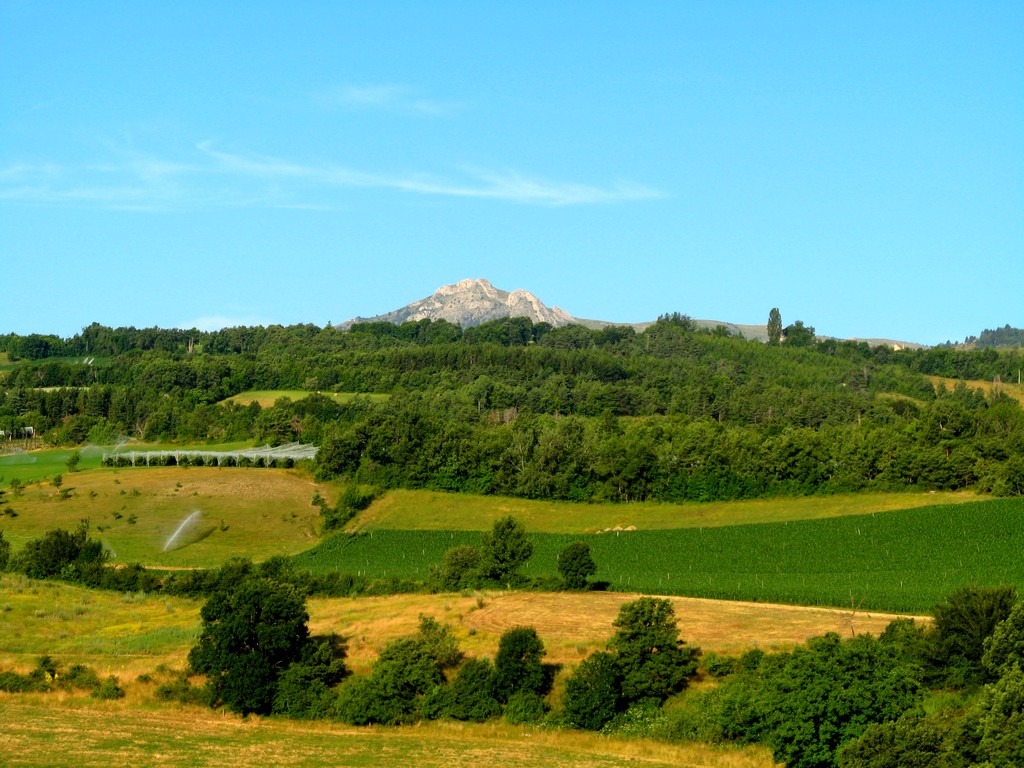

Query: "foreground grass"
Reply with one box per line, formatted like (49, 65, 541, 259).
(0, 697, 777, 768)
(356, 488, 986, 533)
(0, 467, 322, 568)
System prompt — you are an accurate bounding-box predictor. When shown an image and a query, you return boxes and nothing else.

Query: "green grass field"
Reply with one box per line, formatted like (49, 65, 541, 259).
(358, 488, 986, 532)
(0, 574, 200, 675)
(0, 466, 323, 568)
(296, 498, 1024, 613)
(0, 442, 264, 486)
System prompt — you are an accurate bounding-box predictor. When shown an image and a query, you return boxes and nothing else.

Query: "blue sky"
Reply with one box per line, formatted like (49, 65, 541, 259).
(2, 1, 1021, 345)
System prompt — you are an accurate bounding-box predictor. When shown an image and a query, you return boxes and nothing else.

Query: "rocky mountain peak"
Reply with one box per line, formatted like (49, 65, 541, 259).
(340, 278, 577, 329)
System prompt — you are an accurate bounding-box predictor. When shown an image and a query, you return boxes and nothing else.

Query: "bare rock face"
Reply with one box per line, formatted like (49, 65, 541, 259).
(341, 278, 577, 328)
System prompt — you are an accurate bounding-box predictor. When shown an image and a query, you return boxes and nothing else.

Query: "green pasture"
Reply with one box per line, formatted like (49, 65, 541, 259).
(0, 466, 323, 568)
(0, 574, 199, 671)
(296, 498, 1024, 613)
(0, 447, 106, 485)
(220, 390, 390, 407)
(359, 488, 986, 533)
(0, 442, 262, 486)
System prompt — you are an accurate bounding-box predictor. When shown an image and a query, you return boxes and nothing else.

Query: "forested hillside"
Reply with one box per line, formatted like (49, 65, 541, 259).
(3, 316, 1023, 502)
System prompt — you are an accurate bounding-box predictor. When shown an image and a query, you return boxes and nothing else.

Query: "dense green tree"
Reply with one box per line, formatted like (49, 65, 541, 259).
(334, 636, 443, 725)
(767, 308, 783, 345)
(415, 615, 463, 671)
(837, 714, 950, 768)
(444, 658, 501, 722)
(757, 633, 923, 768)
(17, 525, 106, 580)
(562, 651, 623, 730)
(492, 627, 551, 704)
(608, 597, 699, 705)
(983, 601, 1024, 677)
(479, 515, 533, 584)
(188, 577, 310, 715)
(929, 584, 1018, 687)
(556, 541, 597, 590)
(431, 544, 482, 591)
(783, 320, 816, 347)
(271, 638, 348, 719)
(0, 530, 9, 571)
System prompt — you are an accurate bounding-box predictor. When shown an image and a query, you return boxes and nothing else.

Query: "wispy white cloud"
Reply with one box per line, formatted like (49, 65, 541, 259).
(315, 84, 455, 116)
(199, 145, 664, 206)
(0, 143, 664, 210)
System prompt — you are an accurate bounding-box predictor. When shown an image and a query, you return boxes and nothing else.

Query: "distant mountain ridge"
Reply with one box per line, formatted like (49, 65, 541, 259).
(340, 277, 932, 348)
(339, 278, 576, 329)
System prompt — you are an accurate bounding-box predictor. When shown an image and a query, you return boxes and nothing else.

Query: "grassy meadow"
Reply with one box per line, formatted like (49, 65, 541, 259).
(0, 698, 778, 768)
(356, 487, 986, 532)
(0, 466, 323, 568)
(220, 390, 390, 408)
(0, 574, 199, 677)
(928, 374, 1024, 405)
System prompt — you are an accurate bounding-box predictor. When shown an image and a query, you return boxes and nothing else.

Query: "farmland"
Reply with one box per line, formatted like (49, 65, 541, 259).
(356, 487, 986, 532)
(296, 498, 1024, 613)
(2, 457, 1020, 611)
(220, 390, 390, 407)
(0, 466, 322, 568)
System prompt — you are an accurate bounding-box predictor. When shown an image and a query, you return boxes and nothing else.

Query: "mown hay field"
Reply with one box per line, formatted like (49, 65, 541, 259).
(0, 697, 778, 768)
(357, 487, 986, 532)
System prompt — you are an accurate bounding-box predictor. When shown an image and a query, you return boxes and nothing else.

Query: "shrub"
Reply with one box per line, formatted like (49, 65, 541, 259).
(492, 627, 551, 704)
(563, 651, 623, 731)
(272, 638, 348, 719)
(557, 541, 597, 590)
(446, 659, 501, 722)
(92, 676, 126, 700)
(155, 672, 210, 705)
(335, 637, 443, 725)
(609, 597, 699, 705)
(504, 691, 547, 725)
(431, 545, 482, 591)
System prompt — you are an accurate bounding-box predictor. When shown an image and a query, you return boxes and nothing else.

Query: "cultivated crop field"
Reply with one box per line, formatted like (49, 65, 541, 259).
(296, 499, 1024, 613)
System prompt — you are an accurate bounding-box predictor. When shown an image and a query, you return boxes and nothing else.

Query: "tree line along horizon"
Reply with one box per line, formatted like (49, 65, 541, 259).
(1, 312, 1023, 502)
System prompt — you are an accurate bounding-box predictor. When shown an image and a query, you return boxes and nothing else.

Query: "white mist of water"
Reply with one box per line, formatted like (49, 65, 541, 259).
(163, 510, 203, 553)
